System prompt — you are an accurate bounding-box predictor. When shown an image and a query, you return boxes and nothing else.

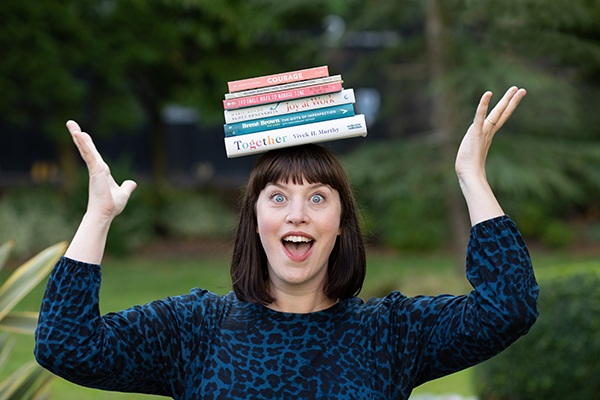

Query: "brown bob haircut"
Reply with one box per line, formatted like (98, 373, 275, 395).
(230, 144, 366, 305)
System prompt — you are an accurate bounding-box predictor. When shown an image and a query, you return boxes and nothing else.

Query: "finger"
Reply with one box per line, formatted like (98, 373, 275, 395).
(66, 120, 82, 135)
(485, 87, 520, 127)
(65, 120, 105, 171)
(474, 91, 493, 128)
(494, 88, 526, 129)
(120, 180, 138, 197)
(111, 180, 137, 214)
(66, 120, 85, 153)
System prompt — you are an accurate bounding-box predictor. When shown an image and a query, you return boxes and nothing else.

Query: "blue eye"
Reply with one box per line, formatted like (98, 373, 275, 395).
(273, 194, 285, 203)
(310, 194, 324, 204)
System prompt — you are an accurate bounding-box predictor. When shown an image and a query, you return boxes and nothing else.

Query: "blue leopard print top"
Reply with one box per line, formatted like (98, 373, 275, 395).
(35, 216, 538, 399)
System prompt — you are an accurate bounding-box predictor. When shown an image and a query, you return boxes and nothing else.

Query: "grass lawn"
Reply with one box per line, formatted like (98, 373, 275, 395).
(3, 243, 598, 399)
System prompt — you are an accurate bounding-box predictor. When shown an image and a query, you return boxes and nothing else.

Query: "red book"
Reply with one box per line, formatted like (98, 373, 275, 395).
(227, 66, 329, 93)
(223, 82, 343, 110)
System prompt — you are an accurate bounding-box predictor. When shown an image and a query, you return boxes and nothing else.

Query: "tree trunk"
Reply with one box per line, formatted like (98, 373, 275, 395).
(425, 0, 470, 268)
(150, 106, 169, 187)
(56, 138, 79, 193)
(132, 75, 169, 187)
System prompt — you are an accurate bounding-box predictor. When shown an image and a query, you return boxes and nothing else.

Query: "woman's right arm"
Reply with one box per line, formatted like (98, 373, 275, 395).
(34, 256, 197, 396)
(36, 124, 187, 395)
(63, 120, 137, 264)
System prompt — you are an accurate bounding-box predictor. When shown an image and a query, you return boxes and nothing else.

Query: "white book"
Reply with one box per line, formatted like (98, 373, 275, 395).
(224, 114, 367, 158)
(224, 89, 355, 124)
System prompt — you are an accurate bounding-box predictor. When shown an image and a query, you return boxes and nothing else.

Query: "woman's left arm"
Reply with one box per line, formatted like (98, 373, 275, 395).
(455, 87, 527, 226)
(404, 215, 539, 387)
(405, 89, 537, 385)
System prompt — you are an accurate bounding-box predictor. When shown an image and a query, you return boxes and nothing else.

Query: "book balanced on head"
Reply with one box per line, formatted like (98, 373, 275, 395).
(222, 66, 368, 158)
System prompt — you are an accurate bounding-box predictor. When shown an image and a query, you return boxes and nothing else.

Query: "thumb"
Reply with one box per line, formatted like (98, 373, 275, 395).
(120, 180, 138, 198)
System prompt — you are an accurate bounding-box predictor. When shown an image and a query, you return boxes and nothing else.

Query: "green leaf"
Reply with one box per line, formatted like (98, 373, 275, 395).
(0, 242, 14, 273)
(5, 365, 51, 400)
(0, 243, 66, 400)
(0, 334, 17, 377)
(0, 336, 54, 400)
(0, 361, 50, 400)
(0, 313, 39, 336)
(0, 242, 66, 323)
(25, 374, 54, 400)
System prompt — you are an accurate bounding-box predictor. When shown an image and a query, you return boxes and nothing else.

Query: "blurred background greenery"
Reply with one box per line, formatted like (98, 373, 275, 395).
(0, 0, 599, 399)
(2, 0, 600, 259)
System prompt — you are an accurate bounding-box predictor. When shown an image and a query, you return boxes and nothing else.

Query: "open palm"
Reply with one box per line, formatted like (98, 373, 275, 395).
(66, 120, 136, 219)
(456, 87, 527, 180)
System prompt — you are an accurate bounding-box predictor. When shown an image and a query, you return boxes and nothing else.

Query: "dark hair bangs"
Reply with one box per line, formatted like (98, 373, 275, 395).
(249, 145, 345, 199)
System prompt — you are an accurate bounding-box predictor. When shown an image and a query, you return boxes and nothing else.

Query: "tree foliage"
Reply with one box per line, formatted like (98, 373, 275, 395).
(341, 0, 600, 250)
(475, 265, 600, 400)
(2, 0, 599, 247)
(0, 0, 346, 184)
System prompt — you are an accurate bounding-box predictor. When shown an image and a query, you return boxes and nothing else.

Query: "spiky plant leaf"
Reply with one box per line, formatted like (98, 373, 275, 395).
(0, 242, 66, 322)
(24, 373, 54, 400)
(0, 361, 48, 400)
(0, 334, 17, 377)
(4, 363, 51, 400)
(0, 313, 39, 336)
(0, 242, 14, 273)
(0, 339, 54, 400)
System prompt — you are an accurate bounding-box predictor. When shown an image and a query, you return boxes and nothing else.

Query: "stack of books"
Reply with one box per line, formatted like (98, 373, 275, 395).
(222, 66, 368, 158)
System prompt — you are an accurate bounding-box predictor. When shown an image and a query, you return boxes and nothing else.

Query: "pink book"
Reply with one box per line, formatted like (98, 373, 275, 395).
(223, 82, 342, 110)
(227, 66, 329, 93)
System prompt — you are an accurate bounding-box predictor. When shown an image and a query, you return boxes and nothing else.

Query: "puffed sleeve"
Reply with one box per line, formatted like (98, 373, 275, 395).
(381, 215, 539, 389)
(423, 215, 538, 381)
(34, 256, 214, 397)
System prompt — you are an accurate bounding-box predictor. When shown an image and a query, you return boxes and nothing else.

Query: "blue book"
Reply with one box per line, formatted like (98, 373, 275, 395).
(224, 103, 355, 137)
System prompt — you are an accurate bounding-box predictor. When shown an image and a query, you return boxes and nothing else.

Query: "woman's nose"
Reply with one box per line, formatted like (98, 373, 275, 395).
(285, 199, 308, 225)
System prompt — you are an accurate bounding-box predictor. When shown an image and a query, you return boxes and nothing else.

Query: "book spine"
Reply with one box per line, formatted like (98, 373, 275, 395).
(224, 115, 368, 158)
(227, 66, 329, 93)
(223, 82, 342, 110)
(224, 75, 342, 100)
(224, 89, 355, 124)
(224, 104, 355, 137)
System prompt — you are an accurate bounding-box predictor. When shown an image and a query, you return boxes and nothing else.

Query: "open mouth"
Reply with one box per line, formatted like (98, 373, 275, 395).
(282, 235, 315, 257)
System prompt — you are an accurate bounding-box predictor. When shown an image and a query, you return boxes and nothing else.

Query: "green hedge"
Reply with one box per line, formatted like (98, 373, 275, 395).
(474, 265, 600, 400)
(0, 186, 238, 257)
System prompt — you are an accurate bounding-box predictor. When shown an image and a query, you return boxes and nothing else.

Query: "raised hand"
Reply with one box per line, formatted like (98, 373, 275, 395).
(64, 121, 137, 264)
(455, 87, 527, 226)
(66, 121, 137, 219)
(456, 87, 527, 180)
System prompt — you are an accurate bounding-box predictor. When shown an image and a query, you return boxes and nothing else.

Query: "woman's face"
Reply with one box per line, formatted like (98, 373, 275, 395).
(256, 179, 342, 296)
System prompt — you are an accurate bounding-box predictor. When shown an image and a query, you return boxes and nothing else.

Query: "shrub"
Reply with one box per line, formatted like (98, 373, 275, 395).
(0, 185, 155, 258)
(102, 185, 157, 256)
(0, 183, 239, 258)
(539, 219, 577, 248)
(159, 190, 237, 240)
(68, 158, 158, 256)
(0, 188, 76, 258)
(343, 141, 450, 251)
(474, 265, 600, 400)
(499, 200, 579, 249)
(376, 197, 448, 251)
(583, 220, 600, 244)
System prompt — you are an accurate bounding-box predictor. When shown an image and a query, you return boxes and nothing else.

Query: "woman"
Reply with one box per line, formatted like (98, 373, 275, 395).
(35, 87, 538, 399)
